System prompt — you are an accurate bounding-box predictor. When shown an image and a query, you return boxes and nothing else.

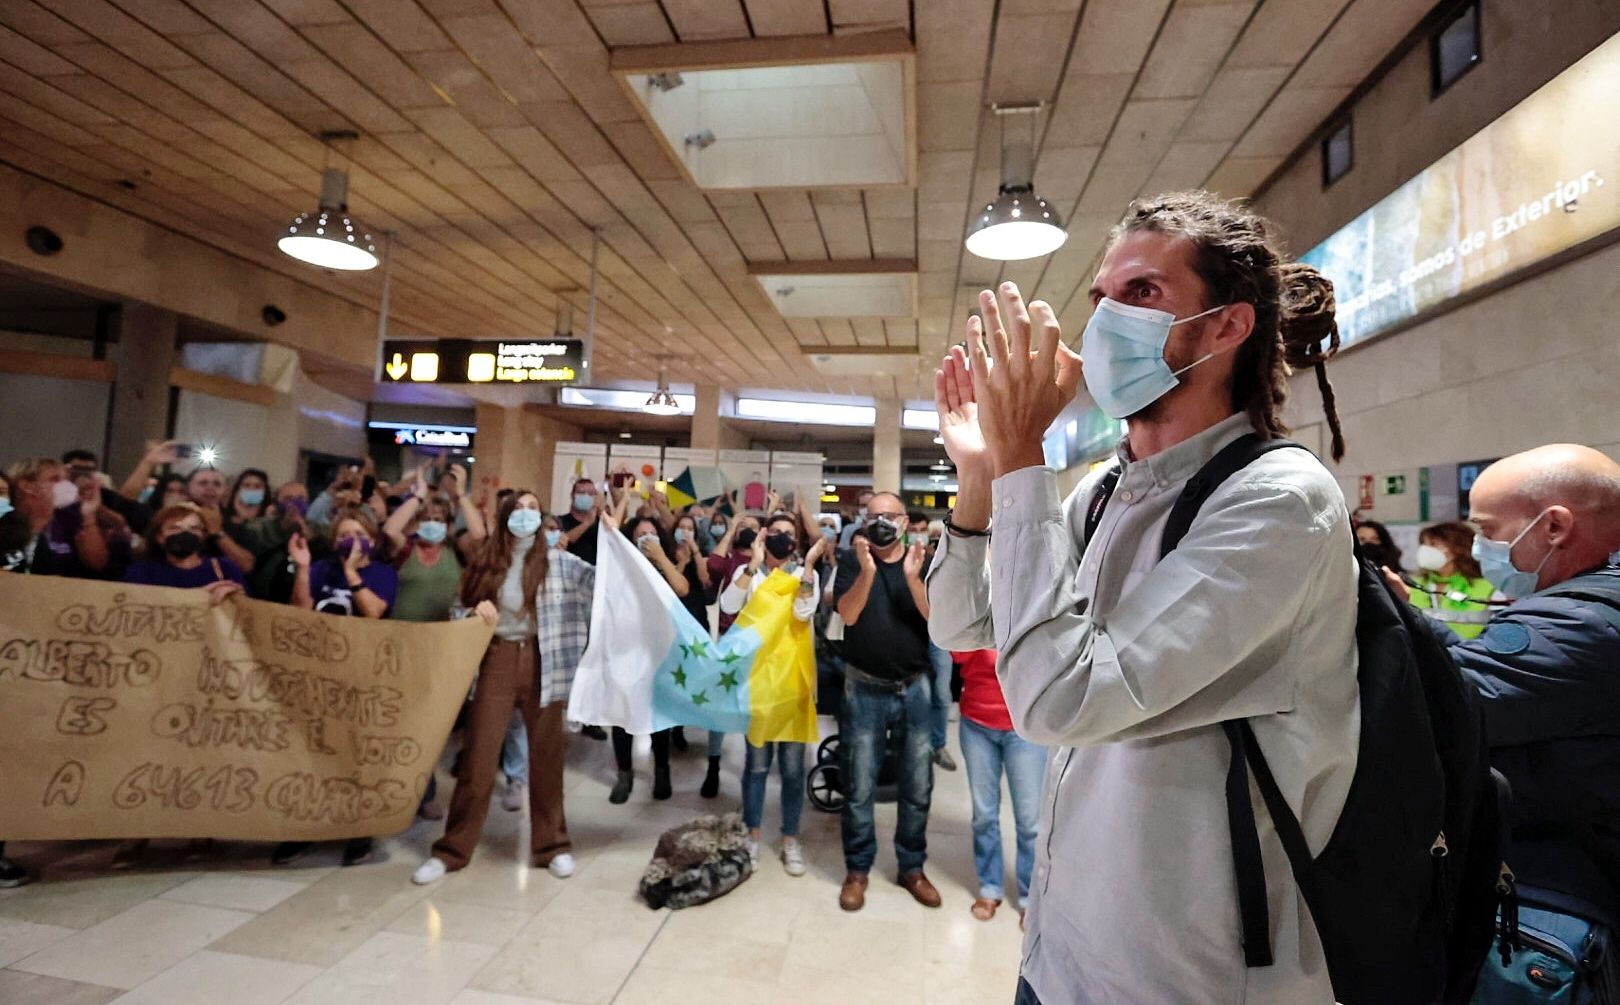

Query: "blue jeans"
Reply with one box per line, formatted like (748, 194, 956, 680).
(1015, 977, 1042, 1005)
(927, 643, 953, 751)
(959, 718, 1046, 901)
(501, 710, 526, 785)
(839, 674, 933, 875)
(742, 741, 806, 837)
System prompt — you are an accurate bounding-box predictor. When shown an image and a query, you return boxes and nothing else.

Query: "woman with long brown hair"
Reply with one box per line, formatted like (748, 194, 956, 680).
(413, 489, 595, 885)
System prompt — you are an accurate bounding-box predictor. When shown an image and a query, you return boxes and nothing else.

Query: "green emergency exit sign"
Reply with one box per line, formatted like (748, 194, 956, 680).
(1385, 475, 1407, 495)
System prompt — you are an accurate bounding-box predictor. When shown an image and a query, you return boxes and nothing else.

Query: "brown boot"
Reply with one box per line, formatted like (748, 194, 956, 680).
(898, 870, 942, 908)
(839, 872, 869, 912)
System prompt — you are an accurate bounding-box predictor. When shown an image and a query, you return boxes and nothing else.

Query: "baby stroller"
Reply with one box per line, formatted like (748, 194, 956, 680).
(806, 646, 903, 813)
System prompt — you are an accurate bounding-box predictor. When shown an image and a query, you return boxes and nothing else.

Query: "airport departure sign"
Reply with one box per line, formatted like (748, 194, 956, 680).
(379, 339, 585, 385)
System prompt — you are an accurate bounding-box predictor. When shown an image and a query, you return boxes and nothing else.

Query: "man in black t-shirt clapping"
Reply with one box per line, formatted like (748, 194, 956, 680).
(832, 491, 940, 913)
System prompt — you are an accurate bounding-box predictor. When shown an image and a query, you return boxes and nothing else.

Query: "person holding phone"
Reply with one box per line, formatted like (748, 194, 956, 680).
(609, 507, 691, 804)
(272, 506, 398, 868)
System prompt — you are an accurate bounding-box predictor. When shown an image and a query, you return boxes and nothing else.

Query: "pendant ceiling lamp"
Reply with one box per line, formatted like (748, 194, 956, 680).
(964, 103, 1067, 262)
(644, 363, 681, 416)
(279, 130, 379, 271)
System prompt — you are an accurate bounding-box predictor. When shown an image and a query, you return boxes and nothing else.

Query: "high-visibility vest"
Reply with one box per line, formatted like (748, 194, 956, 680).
(1408, 572, 1499, 639)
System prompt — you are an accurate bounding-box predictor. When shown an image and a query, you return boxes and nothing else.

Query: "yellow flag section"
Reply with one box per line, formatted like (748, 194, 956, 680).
(0, 575, 492, 841)
(735, 569, 818, 746)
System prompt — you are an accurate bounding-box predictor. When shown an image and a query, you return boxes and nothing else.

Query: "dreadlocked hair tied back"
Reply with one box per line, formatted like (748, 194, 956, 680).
(1111, 191, 1347, 462)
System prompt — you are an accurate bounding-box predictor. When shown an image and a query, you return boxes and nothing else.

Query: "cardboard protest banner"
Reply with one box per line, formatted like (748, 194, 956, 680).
(0, 575, 492, 841)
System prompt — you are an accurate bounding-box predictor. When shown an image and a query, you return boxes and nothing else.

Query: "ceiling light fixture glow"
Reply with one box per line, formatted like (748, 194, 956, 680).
(965, 104, 1067, 262)
(279, 132, 378, 271)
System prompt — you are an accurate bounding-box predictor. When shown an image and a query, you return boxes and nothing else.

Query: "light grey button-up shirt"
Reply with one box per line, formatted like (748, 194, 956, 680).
(928, 413, 1360, 1005)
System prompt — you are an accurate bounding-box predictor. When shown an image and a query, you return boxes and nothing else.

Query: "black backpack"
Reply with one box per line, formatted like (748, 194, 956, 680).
(1084, 432, 1503, 1005)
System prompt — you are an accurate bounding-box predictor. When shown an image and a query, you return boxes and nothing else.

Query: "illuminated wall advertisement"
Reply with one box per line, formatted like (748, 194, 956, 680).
(1301, 32, 1620, 348)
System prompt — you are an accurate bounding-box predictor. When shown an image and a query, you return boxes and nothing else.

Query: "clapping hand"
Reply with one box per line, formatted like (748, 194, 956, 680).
(854, 536, 875, 574)
(902, 541, 927, 581)
(966, 282, 1084, 476)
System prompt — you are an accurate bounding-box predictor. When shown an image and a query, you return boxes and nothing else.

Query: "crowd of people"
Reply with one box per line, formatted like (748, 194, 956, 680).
(0, 443, 1034, 925)
(5, 189, 1619, 1003)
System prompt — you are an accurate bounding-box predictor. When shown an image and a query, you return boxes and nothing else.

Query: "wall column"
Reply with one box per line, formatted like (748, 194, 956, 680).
(470, 403, 580, 511)
(106, 302, 177, 476)
(873, 397, 902, 494)
(691, 383, 749, 451)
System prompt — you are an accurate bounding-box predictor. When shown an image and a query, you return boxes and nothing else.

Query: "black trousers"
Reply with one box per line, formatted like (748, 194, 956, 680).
(611, 727, 670, 771)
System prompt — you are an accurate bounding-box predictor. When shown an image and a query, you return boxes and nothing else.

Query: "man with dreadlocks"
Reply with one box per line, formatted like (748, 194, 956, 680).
(928, 191, 1356, 1004)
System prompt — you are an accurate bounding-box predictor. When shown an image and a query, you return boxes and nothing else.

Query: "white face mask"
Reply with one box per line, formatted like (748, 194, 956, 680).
(1416, 545, 1449, 572)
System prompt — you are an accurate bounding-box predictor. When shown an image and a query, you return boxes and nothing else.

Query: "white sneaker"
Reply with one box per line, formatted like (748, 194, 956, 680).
(547, 853, 575, 879)
(502, 781, 525, 812)
(780, 839, 806, 877)
(412, 857, 447, 885)
(745, 837, 759, 868)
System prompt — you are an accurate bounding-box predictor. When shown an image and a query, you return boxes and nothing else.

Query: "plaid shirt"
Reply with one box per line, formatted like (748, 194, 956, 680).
(537, 548, 595, 706)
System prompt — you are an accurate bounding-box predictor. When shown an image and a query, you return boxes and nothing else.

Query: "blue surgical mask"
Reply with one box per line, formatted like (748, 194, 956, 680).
(544, 528, 562, 548)
(710, 523, 727, 538)
(415, 520, 447, 544)
(1472, 509, 1554, 600)
(0, 498, 12, 520)
(508, 509, 542, 539)
(137, 486, 155, 504)
(1080, 297, 1228, 419)
(239, 488, 266, 507)
(573, 492, 594, 512)
(820, 525, 837, 541)
(673, 528, 688, 544)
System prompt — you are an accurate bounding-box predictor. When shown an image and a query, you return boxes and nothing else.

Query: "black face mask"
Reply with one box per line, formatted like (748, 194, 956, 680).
(865, 518, 900, 548)
(764, 531, 795, 560)
(734, 528, 758, 550)
(164, 531, 202, 559)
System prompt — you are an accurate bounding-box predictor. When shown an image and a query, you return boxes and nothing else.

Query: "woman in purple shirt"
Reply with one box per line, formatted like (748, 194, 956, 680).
(123, 504, 247, 600)
(270, 506, 398, 869)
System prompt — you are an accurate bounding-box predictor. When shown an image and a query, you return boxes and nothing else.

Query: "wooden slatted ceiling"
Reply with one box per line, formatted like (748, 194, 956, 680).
(0, 0, 1431, 404)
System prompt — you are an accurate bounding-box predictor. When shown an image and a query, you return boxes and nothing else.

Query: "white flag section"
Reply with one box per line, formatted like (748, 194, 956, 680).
(568, 529, 678, 735)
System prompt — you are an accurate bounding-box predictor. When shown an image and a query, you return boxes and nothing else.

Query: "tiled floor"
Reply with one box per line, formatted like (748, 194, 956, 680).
(1, 718, 1027, 1004)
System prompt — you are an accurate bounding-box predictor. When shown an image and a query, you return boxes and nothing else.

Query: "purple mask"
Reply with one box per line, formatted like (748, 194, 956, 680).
(337, 536, 373, 558)
(281, 497, 310, 518)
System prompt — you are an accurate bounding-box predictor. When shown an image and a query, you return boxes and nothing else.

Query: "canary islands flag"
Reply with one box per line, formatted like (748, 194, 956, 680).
(569, 528, 817, 745)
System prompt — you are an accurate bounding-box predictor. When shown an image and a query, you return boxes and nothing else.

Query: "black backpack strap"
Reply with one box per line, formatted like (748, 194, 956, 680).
(1158, 432, 1304, 558)
(1222, 720, 1275, 967)
(1155, 432, 1312, 969)
(1082, 465, 1120, 551)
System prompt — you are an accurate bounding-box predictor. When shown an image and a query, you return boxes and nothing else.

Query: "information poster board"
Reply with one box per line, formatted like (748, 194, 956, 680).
(607, 443, 663, 499)
(769, 451, 825, 510)
(552, 441, 607, 516)
(719, 449, 772, 512)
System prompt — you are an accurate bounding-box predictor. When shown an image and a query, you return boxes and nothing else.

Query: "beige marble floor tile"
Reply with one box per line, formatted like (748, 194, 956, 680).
(0, 871, 200, 929)
(0, 916, 78, 967)
(781, 911, 927, 979)
(11, 900, 254, 990)
(207, 861, 432, 967)
(470, 930, 660, 1005)
(0, 970, 123, 1005)
(637, 926, 788, 984)
(613, 964, 774, 1005)
(160, 873, 307, 913)
(922, 903, 1028, 968)
(921, 962, 1023, 1005)
(518, 884, 665, 944)
(107, 949, 323, 1005)
(772, 955, 926, 1005)
(282, 931, 496, 1005)
(431, 854, 568, 915)
(385, 898, 531, 947)
(658, 882, 807, 946)
(447, 991, 571, 1005)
